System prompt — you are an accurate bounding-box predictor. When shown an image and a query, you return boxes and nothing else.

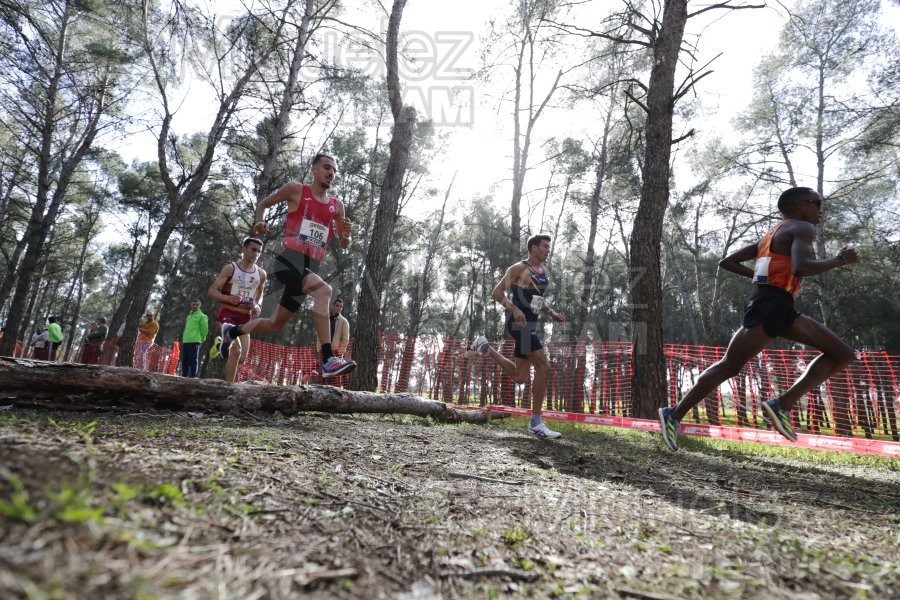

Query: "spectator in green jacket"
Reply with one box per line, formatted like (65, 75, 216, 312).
(181, 299, 208, 377)
(47, 316, 64, 361)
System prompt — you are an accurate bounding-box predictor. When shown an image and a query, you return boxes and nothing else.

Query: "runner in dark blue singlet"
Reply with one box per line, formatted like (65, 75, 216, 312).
(506, 261, 549, 358)
(465, 234, 567, 439)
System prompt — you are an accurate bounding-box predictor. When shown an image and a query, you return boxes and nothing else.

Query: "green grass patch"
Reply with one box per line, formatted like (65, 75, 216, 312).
(686, 436, 900, 470)
(490, 415, 900, 471)
(0, 467, 38, 522)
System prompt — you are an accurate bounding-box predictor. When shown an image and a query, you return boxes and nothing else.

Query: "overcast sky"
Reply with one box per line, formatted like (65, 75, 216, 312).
(114, 1, 900, 226)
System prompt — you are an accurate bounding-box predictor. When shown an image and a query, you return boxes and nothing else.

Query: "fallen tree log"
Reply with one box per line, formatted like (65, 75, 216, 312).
(0, 357, 503, 424)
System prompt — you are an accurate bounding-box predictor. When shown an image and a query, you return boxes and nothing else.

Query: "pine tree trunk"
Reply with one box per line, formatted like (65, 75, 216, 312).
(111, 210, 186, 367)
(0, 235, 28, 318)
(352, 0, 415, 391)
(629, 0, 688, 419)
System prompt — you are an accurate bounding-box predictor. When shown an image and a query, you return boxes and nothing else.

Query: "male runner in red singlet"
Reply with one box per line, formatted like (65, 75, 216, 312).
(465, 234, 567, 439)
(659, 187, 858, 450)
(220, 153, 356, 378)
(208, 237, 267, 383)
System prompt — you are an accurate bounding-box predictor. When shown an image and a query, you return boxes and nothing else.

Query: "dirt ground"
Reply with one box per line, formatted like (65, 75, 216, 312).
(0, 407, 898, 599)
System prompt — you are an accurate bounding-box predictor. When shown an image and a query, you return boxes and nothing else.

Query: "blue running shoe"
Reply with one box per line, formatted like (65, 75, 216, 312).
(322, 356, 356, 378)
(658, 406, 680, 451)
(220, 325, 236, 361)
(761, 399, 797, 442)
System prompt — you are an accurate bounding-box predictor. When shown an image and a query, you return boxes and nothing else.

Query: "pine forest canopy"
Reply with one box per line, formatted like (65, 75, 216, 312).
(0, 0, 897, 389)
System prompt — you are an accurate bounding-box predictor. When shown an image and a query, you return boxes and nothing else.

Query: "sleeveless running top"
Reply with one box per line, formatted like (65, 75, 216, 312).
(510, 261, 550, 322)
(752, 219, 801, 298)
(283, 185, 338, 261)
(220, 261, 262, 314)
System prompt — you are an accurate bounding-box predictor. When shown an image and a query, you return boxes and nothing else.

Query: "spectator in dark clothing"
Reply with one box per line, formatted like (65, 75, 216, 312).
(83, 317, 108, 365)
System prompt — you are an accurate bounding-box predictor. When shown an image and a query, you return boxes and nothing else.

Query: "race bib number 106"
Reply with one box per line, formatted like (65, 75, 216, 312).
(298, 220, 329, 248)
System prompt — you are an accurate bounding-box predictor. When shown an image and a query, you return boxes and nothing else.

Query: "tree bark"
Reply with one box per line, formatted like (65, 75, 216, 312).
(0, 357, 502, 424)
(629, 0, 688, 419)
(0, 233, 28, 318)
(0, 150, 28, 301)
(352, 0, 416, 391)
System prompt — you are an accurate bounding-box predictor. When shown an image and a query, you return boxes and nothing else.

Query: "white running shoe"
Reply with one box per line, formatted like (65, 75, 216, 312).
(464, 335, 491, 358)
(527, 421, 562, 439)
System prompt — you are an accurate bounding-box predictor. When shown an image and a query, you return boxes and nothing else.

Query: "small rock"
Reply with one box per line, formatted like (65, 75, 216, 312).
(397, 580, 440, 600)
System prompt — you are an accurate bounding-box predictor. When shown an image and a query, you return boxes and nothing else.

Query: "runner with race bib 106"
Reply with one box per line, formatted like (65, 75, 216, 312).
(219, 152, 356, 378)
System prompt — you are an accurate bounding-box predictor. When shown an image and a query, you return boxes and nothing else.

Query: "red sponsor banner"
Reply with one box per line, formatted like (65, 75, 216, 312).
(469, 405, 900, 458)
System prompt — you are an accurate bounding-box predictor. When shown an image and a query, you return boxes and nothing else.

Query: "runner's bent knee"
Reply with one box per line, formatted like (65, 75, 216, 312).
(532, 358, 550, 375)
(714, 357, 745, 379)
(832, 341, 855, 366)
(302, 273, 330, 296)
(312, 281, 332, 300)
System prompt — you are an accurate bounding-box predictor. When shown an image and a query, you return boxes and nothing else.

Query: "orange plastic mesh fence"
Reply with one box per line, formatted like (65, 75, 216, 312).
(376, 335, 900, 441)
(114, 334, 893, 442)
(134, 340, 180, 375)
(223, 339, 352, 387)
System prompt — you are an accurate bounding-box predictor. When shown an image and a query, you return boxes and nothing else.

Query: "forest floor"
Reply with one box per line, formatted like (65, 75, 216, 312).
(1, 406, 898, 599)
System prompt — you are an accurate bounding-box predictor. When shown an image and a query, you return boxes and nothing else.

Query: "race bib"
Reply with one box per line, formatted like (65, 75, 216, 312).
(752, 257, 771, 284)
(234, 282, 256, 308)
(529, 295, 544, 313)
(298, 220, 329, 249)
(236, 296, 255, 309)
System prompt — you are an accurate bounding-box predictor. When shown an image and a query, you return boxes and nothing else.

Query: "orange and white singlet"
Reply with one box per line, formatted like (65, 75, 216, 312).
(283, 185, 338, 262)
(752, 220, 801, 298)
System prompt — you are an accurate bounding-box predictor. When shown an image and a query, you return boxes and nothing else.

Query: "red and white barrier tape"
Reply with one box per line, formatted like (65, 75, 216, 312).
(460, 405, 900, 458)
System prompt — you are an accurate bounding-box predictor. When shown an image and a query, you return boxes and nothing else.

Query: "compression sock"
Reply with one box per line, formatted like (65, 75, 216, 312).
(321, 343, 334, 362)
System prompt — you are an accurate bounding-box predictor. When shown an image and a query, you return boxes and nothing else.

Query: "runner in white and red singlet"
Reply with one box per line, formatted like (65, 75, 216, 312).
(219, 152, 356, 378)
(208, 237, 267, 383)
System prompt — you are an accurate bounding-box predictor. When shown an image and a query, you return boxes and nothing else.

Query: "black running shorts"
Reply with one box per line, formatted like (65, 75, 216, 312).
(505, 317, 543, 358)
(273, 248, 321, 313)
(742, 285, 800, 338)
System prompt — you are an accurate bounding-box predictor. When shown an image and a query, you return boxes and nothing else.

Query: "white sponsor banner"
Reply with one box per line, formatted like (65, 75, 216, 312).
(805, 437, 856, 451)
